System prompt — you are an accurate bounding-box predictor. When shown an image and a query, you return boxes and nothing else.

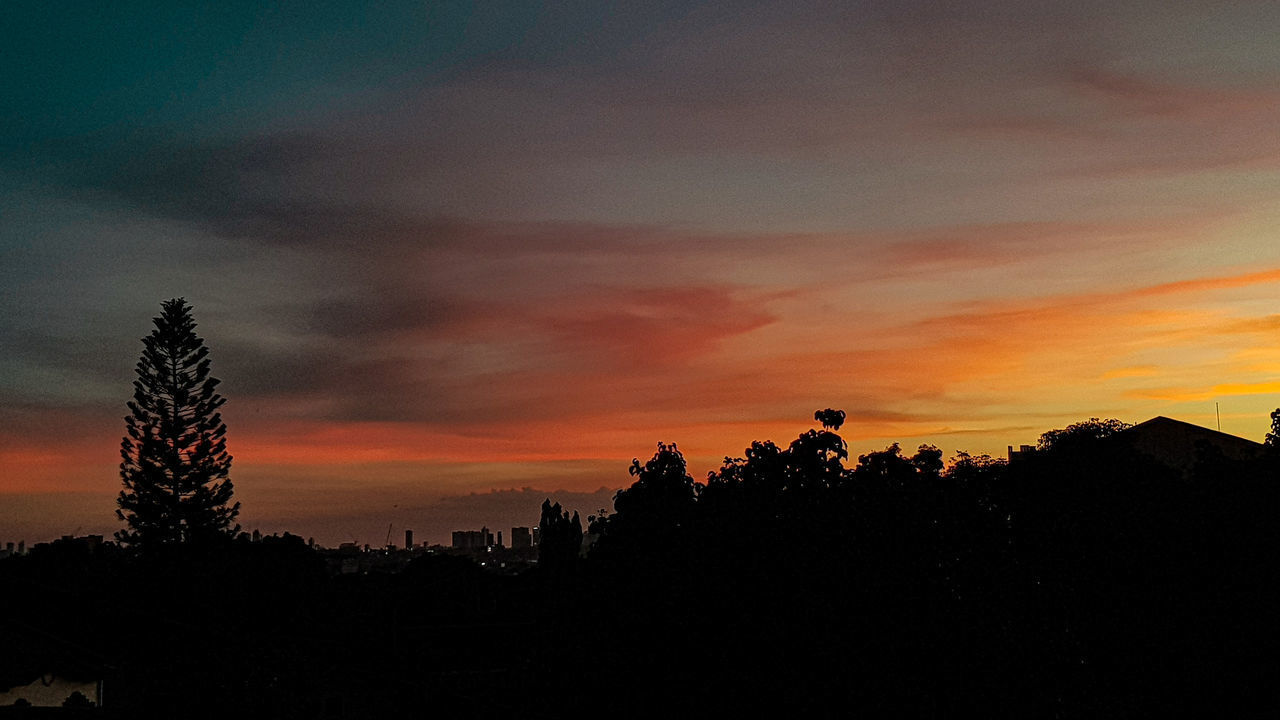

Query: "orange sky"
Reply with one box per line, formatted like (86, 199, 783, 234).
(5, 257, 1280, 545)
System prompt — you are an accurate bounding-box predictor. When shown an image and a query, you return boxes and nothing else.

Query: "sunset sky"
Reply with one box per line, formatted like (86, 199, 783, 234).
(4, 1, 1280, 545)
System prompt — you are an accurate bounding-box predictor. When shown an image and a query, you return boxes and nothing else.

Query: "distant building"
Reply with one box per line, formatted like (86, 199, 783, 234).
(1007, 444, 1036, 462)
(1123, 416, 1266, 473)
(497, 530, 503, 548)
(510, 527, 532, 549)
(451, 527, 495, 551)
(404, 529, 414, 549)
(1008, 416, 1267, 473)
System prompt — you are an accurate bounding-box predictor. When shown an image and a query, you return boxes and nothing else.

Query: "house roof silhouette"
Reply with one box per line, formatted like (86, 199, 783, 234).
(1123, 416, 1266, 471)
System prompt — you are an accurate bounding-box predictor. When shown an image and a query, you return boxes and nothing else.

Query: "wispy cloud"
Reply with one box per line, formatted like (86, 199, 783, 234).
(1127, 381, 1280, 403)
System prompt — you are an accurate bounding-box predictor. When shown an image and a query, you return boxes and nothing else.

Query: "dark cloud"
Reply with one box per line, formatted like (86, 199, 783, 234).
(21, 132, 405, 246)
(306, 293, 473, 341)
(876, 218, 1209, 274)
(218, 280, 779, 425)
(0, 325, 133, 405)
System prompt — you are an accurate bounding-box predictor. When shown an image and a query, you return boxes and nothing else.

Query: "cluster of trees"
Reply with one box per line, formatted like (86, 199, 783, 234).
(552, 416, 1013, 713)
(550, 411, 1279, 715)
(7, 406, 1278, 715)
(536, 499, 582, 573)
(5, 299, 1275, 715)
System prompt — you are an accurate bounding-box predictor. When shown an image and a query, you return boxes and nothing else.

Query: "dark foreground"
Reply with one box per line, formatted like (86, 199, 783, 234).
(3, 418, 1278, 717)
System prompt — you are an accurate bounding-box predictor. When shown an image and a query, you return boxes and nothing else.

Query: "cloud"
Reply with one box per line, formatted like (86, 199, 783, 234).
(1215, 315, 1280, 335)
(10, 214, 1275, 471)
(1132, 269, 1280, 299)
(873, 218, 1213, 275)
(1125, 381, 1280, 403)
(535, 285, 776, 368)
(1068, 66, 1280, 119)
(214, 281, 778, 426)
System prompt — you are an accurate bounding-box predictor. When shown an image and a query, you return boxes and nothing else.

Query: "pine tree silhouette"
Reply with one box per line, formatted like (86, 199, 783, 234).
(116, 298, 239, 547)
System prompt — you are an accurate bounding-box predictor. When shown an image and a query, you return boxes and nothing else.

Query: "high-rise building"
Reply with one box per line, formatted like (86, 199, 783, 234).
(451, 526, 502, 550)
(1007, 445, 1036, 462)
(510, 527, 532, 549)
(451, 529, 488, 550)
(404, 529, 414, 549)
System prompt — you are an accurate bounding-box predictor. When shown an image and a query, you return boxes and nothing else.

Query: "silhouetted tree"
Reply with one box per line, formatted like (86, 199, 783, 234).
(538, 500, 582, 571)
(783, 427, 848, 494)
(815, 407, 846, 430)
(944, 451, 1006, 510)
(943, 450, 1005, 480)
(1267, 408, 1280, 447)
(614, 443, 697, 529)
(116, 298, 239, 548)
(585, 442, 701, 575)
(699, 411, 849, 527)
(1036, 417, 1131, 453)
(910, 443, 944, 478)
(852, 442, 914, 487)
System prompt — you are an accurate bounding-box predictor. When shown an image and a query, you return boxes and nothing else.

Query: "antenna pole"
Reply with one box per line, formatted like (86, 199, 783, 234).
(1216, 402, 1221, 432)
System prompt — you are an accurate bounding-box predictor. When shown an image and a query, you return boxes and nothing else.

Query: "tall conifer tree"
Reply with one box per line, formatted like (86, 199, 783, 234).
(116, 298, 239, 547)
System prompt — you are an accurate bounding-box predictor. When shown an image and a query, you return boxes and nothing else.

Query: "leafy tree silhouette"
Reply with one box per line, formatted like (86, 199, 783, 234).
(1036, 417, 1131, 453)
(617, 442, 697, 524)
(1267, 408, 1280, 447)
(583, 442, 704, 589)
(577, 411, 1053, 714)
(116, 298, 239, 549)
(814, 407, 846, 430)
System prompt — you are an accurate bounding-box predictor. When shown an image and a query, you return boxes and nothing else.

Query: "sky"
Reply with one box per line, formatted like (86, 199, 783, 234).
(4, 1, 1280, 546)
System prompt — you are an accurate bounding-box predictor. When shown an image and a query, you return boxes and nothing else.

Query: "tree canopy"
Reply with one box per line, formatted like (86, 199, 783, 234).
(1036, 417, 1132, 453)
